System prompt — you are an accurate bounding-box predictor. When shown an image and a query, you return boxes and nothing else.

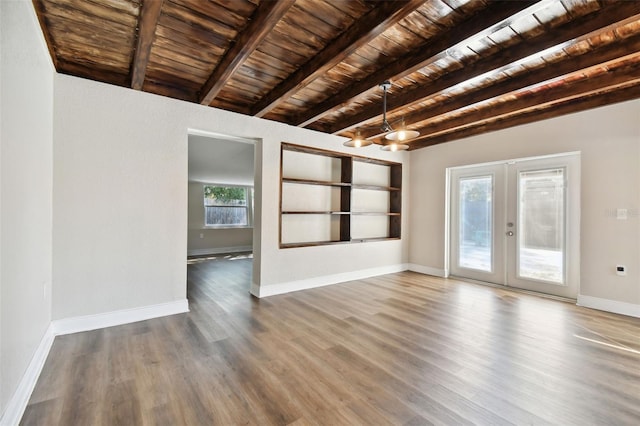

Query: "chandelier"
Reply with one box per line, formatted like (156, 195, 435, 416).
(344, 81, 419, 151)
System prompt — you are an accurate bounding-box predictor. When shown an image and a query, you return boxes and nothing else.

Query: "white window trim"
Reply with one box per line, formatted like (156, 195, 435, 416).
(203, 183, 254, 229)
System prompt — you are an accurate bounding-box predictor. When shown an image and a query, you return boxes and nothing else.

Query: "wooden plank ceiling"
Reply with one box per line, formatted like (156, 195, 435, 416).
(34, 0, 640, 150)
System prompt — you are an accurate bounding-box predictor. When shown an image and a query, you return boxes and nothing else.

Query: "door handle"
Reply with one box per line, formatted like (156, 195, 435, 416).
(506, 231, 514, 236)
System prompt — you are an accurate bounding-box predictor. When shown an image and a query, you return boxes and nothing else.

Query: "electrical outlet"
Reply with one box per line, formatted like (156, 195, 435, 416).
(199, 233, 204, 239)
(616, 265, 626, 276)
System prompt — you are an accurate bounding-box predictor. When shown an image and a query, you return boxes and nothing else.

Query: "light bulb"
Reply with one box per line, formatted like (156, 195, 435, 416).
(390, 143, 398, 152)
(343, 129, 371, 147)
(397, 130, 406, 141)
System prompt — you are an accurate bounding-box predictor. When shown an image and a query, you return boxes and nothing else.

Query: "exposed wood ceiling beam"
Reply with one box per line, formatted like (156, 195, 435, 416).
(325, 1, 640, 135)
(292, 0, 540, 128)
(59, 59, 130, 88)
(408, 77, 640, 150)
(360, 32, 640, 140)
(141, 79, 199, 103)
(131, 0, 164, 90)
(250, 0, 425, 118)
(199, 0, 296, 106)
(32, 0, 60, 69)
(408, 58, 640, 142)
(34, 0, 640, 150)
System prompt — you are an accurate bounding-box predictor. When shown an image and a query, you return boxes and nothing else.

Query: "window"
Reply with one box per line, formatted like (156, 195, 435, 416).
(204, 185, 253, 227)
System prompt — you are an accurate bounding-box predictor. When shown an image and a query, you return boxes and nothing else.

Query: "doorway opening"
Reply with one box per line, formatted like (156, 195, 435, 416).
(187, 130, 258, 292)
(447, 152, 580, 299)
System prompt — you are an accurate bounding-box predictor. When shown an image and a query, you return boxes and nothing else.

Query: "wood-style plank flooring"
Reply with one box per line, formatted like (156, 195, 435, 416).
(22, 254, 640, 425)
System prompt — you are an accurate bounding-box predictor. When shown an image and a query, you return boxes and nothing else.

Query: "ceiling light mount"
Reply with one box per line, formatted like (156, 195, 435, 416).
(378, 81, 417, 151)
(344, 81, 418, 151)
(380, 81, 393, 134)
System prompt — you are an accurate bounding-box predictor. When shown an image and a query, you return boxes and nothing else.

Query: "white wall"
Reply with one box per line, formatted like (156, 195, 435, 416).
(187, 181, 253, 254)
(409, 99, 640, 306)
(53, 73, 409, 318)
(259, 141, 410, 295)
(0, 0, 54, 415)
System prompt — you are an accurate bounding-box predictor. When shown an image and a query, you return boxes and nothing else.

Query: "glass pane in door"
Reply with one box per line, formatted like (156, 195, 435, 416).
(518, 168, 565, 284)
(459, 176, 492, 271)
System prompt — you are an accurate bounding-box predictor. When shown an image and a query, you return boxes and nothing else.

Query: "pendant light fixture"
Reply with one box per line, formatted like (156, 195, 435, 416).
(344, 81, 419, 150)
(385, 118, 419, 142)
(343, 128, 372, 147)
(378, 81, 418, 151)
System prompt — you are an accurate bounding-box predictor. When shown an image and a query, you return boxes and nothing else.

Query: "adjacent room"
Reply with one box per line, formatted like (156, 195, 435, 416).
(2, 0, 639, 424)
(187, 133, 256, 258)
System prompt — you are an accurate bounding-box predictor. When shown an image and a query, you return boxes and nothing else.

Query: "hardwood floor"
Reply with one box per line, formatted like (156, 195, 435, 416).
(22, 254, 640, 425)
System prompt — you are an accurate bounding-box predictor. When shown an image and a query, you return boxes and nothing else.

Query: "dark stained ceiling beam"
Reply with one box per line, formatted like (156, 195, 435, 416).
(142, 79, 199, 103)
(131, 0, 164, 90)
(32, 0, 60, 69)
(250, 0, 426, 118)
(360, 31, 640, 140)
(59, 59, 130, 88)
(325, 1, 640, 135)
(408, 77, 640, 150)
(406, 58, 640, 143)
(292, 0, 540, 128)
(199, 0, 296, 106)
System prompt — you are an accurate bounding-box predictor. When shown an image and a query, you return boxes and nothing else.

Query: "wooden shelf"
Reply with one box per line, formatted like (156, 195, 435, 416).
(280, 143, 350, 159)
(352, 183, 400, 191)
(282, 211, 397, 216)
(280, 240, 352, 249)
(283, 177, 351, 187)
(281, 211, 350, 215)
(351, 212, 401, 216)
(351, 236, 402, 243)
(280, 143, 402, 248)
(280, 236, 401, 248)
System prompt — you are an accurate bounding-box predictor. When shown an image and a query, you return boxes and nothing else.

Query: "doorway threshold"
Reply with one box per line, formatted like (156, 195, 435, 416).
(448, 275, 577, 304)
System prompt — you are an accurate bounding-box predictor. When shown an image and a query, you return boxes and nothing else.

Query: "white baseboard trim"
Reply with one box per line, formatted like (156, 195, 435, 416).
(187, 246, 252, 257)
(250, 281, 261, 298)
(3, 300, 189, 425)
(408, 263, 448, 278)
(52, 299, 189, 336)
(253, 264, 409, 298)
(577, 295, 640, 318)
(0, 324, 55, 426)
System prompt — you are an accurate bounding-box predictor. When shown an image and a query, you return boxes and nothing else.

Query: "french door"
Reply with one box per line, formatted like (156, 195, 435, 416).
(449, 153, 580, 299)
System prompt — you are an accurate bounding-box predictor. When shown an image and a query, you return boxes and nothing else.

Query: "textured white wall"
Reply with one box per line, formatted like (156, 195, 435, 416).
(409, 99, 640, 305)
(52, 74, 409, 318)
(0, 0, 54, 414)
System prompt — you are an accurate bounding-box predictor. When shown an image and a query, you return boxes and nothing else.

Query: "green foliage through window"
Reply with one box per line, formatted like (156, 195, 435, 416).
(203, 185, 251, 226)
(204, 185, 246, 205)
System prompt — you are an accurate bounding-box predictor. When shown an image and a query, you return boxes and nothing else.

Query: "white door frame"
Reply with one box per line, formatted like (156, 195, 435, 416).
(445, 151, 581, 298)
(449, 163, 506, 284)
(505, 154, 581, 298)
